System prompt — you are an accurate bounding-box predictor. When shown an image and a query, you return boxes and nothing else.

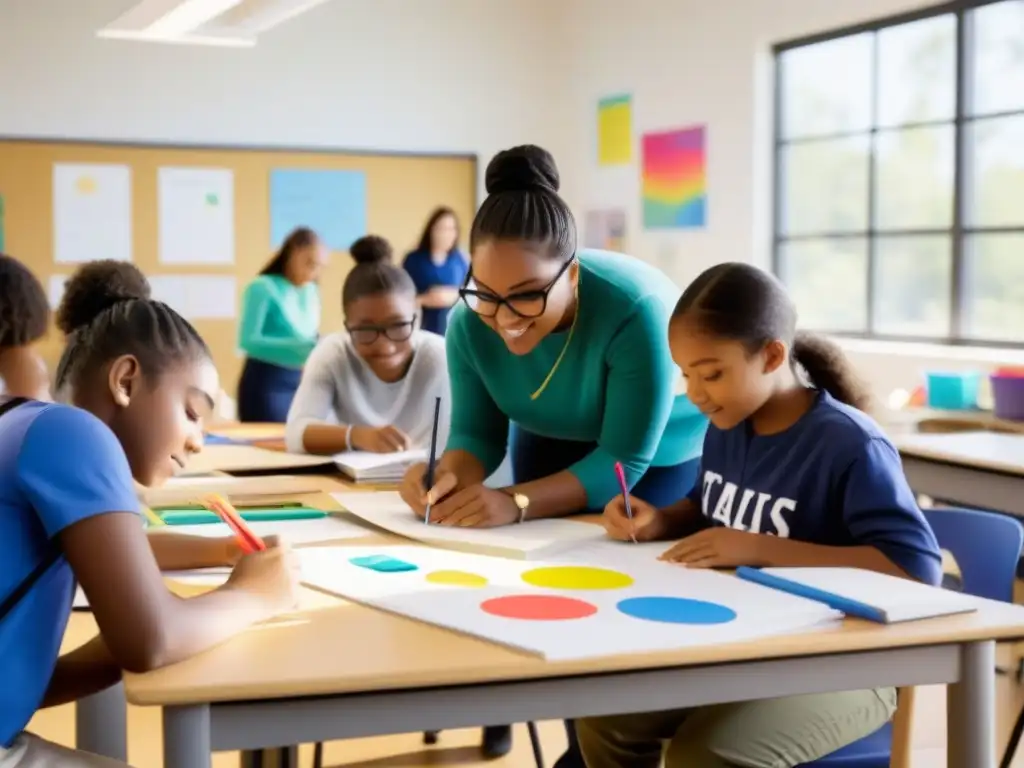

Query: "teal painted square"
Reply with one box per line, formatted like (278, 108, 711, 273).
(350, 554, 418, 573)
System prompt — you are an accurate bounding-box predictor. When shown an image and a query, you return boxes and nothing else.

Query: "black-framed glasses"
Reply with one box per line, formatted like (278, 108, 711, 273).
(346, 316, 417, 345)
(459, 256, 575, 319)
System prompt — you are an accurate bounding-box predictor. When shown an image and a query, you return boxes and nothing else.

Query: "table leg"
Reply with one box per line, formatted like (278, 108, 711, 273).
(947, 640, 996, 768)
(75, 682, 127, 761)
(164, 704, 212, 768)
(240, 747, 300, 768)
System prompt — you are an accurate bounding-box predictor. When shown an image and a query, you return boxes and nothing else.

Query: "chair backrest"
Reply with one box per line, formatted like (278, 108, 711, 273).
(924, 507, 1023, 603)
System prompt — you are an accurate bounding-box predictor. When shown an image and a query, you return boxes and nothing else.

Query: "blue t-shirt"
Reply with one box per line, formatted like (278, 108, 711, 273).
(0, 401, 139, 747)
(687, 391, 942, 585)
(402, 249, 469, 336)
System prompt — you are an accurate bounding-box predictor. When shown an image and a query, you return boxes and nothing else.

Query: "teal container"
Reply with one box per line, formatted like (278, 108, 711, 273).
(926, 371, 981, 410)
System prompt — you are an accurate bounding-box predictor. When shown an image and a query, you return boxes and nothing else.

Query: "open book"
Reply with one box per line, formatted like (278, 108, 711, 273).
(333, 448, 427, 483)
(736, 566, 979, 624)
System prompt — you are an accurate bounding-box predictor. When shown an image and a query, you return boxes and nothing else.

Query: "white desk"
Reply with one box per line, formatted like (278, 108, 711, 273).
(895, 431, 1024, 516)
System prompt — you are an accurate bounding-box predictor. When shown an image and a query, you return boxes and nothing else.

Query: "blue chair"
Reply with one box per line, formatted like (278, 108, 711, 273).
(798, 506, 1023, 768)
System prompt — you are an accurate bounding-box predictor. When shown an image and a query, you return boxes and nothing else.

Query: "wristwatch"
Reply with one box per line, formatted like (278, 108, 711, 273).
(507, 491, 530, 524)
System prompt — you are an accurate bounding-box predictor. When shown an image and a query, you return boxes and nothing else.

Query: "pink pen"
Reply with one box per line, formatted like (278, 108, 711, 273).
(613, 461, 637, 543)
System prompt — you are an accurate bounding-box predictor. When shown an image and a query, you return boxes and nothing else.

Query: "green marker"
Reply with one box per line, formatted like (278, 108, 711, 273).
(205, 193, 219, 206)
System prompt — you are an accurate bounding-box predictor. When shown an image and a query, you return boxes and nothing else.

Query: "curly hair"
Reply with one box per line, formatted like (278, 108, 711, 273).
(0, 254, 50, 349)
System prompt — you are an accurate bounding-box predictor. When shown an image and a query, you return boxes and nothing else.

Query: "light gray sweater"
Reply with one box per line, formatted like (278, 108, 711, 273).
(284, 330, 451, 454)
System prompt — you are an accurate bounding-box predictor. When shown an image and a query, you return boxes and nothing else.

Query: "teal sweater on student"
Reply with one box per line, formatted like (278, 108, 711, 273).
(238, 275, 320, 369)
(445, 249, 708, 507)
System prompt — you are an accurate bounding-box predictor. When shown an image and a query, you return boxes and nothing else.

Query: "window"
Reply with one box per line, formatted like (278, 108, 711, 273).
(773, 0, 1024, 346)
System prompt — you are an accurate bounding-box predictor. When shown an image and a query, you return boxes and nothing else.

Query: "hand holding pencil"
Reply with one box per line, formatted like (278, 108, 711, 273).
(602, 493, 664, 543)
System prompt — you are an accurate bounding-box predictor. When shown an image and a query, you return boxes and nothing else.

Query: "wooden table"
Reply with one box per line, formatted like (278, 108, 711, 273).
(77, 475, 1024, 768)
(895, 431, 1024, 516)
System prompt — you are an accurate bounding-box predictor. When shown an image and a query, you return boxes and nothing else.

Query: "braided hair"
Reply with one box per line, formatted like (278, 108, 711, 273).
(54, 261, 210, 393)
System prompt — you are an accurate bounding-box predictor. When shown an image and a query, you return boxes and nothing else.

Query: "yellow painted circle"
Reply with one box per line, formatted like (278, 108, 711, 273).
(425, 570, 489, 588)
(521, 566, 634, 590)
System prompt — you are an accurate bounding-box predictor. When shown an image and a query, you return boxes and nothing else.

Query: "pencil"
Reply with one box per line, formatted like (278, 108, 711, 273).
(424, 396, 442, 525)
(201, 494, 266, 553)
(613, 461, 637, 544)
(141, 505, 165, 528)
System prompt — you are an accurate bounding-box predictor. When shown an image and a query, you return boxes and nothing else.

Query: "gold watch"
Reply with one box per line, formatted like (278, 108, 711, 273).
(508, 491, 530, 524)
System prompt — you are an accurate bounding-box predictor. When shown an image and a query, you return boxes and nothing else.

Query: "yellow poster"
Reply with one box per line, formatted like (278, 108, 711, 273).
(597, 94, 632, 166)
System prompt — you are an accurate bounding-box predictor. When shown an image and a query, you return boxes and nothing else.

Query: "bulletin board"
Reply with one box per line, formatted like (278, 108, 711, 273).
(0, 138, 477, 392)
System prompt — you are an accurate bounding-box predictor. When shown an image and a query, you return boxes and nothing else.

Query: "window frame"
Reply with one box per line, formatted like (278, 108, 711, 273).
(771, 0, 1024, 348)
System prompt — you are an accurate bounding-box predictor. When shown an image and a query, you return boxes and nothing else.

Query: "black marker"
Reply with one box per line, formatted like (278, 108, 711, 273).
(423, 396, 441, 525)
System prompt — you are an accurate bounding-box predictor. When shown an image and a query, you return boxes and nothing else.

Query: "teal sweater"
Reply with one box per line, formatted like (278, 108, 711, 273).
(238, 275, 320, 369)
(445, 249, 708, 507)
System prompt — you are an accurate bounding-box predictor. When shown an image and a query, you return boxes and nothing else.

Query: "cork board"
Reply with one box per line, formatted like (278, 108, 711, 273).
(0, 138, 476, 392)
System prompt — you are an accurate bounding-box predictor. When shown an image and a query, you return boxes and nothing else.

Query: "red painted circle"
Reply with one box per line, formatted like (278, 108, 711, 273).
(480, 594, 598, 621)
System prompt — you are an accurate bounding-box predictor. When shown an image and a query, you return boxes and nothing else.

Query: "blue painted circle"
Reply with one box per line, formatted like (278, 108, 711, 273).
(616, 596, 737, 624)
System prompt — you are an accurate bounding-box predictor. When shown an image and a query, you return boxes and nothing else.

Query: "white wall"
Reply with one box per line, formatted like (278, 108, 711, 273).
(0, 0, 566, 202)
(4, 0, 1022, 398)
(556, 0, 1024, 400)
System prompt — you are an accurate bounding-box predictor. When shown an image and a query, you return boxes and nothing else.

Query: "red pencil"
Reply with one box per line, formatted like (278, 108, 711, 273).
(202, 494, 266, 554)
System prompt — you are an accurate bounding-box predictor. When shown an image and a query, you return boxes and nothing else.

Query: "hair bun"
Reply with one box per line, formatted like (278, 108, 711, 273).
(55, 260, 151, 335)
(349, 235, 393, 266)
(485, 145, 560, 196)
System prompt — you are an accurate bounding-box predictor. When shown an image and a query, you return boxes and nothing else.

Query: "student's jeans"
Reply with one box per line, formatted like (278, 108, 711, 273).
(501, 426, 702, 768)
(0, 733, 131, 768)
(237, 357, 302, 423)
(576, 687, 897, 768)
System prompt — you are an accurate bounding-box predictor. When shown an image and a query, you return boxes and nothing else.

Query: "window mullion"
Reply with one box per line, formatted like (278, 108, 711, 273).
(950, 7, 973, 339)
(866, 31, 880, 335)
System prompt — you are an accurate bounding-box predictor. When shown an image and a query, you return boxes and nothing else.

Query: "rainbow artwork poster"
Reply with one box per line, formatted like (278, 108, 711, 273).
(642, 125, 707, 229)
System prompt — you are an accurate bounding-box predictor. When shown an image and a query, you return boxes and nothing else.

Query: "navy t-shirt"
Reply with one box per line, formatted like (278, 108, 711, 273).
(687, 391, 943, 585)
(402, 249, 469, 336)
(0, 401, 140, 746)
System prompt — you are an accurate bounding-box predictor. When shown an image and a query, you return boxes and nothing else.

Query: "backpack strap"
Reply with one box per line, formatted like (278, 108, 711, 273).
(0, 398, 64, 622)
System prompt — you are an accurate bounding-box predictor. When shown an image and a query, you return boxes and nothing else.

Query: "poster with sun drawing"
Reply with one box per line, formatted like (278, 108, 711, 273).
(299, 546, 841, 661)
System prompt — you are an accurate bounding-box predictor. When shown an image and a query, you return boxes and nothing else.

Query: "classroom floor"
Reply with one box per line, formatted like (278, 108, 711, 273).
(25, 641, 1024, 767)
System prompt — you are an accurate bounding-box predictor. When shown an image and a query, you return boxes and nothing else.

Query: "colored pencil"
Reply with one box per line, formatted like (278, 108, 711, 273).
(141, 505, 165, 528)
(423, 396, 442, 525)
(613, 461, 637, 543)
(201, 494, 266, 554)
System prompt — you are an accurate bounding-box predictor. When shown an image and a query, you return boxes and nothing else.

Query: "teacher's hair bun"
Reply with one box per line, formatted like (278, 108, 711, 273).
(56, 260, 151, 335)
(349, 235, 394, 266)
(485, 145, 561, 196)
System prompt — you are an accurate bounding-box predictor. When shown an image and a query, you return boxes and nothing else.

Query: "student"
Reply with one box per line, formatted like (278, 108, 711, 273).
(0, 255, 51, 401)
(237, 227, 326, 423)
(397, 145, 708, 764)
(402, 207, 468, 336)
(0, 267, 301, 767)
(285, 235, 449, 455)
(581, 262, 943, 768)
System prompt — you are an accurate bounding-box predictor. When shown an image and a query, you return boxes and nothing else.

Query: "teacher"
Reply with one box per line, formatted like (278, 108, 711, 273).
(398, 145, 708, 766)
(237, 227, 326, 423)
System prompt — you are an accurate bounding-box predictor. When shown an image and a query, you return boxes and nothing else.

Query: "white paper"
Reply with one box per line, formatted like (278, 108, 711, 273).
(154, 515, 374, 545)
(760, 567, 980, 623)
(299, 546, 841, 661)
(333, 491, 617, 560)
(158, 167, 235, 265)
(53, 163, 132, 263)
(47, 275, 69, 309)
(147, 275, 237, 320)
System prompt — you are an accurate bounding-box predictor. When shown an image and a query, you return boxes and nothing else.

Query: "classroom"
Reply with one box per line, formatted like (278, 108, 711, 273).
(2, 0, 1024, 767)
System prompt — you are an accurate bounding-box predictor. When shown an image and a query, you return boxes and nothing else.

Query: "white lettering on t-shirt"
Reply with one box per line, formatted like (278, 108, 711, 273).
(697, 470, 795, 537)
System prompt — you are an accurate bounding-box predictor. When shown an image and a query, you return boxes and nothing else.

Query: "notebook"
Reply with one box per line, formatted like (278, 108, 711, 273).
(334, 448, 427, 483)
(736, 566, 979, 624)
